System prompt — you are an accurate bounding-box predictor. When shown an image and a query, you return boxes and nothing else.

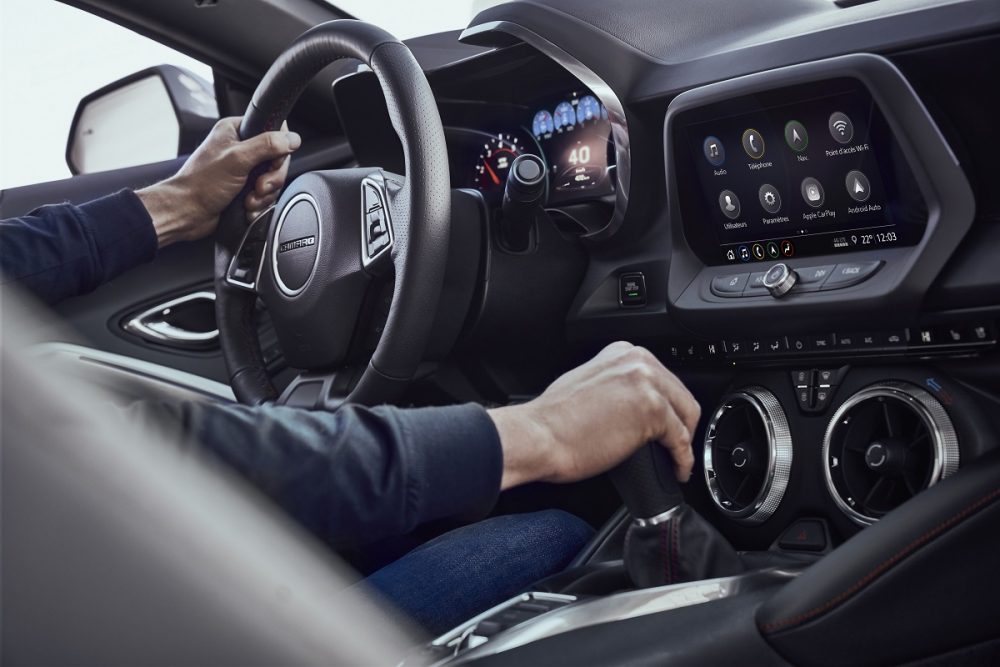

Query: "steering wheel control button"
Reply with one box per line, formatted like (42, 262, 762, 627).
(784, 120, 809, 152)
(741, 128, 765, 159)
(758, 184, 782, 214)
(800, 177, 825, 208)
(272, 193, 321, 296)
(711, 273, 749, 297)
(718, 190, 741, 219)
(619, 272, 647, 308)
(846, 170, 871, 202)
(778, 519, 828, 552)
(820, 261, 882, 290)
(828, 111, 855, 144)
(362, 177, 394, 267)
(703, 135, 726, 166)
(762, 262, 797, 298)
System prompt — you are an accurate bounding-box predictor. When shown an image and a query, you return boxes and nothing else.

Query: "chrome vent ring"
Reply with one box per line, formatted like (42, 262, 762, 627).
(822, 381, 959, 526)
(703, 387, 793, 525)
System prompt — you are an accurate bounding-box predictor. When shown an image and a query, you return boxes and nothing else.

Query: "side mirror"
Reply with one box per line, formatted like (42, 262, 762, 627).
(66, 64, 219, 175)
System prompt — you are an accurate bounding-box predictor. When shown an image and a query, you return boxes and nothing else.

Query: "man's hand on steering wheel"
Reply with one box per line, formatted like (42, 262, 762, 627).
(136, 117, 301, 248)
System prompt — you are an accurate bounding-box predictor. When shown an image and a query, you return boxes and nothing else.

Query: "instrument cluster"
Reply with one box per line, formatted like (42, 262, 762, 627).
(454, 90, 616, 207)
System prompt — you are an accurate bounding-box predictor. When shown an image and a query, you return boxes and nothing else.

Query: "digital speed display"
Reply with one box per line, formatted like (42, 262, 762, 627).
(530, 91, 616, 205)
(673, 78, 926, 265)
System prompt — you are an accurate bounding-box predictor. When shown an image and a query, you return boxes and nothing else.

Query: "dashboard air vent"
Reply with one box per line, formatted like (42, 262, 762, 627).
(823, 381, 959, 526)
(703, 387, 792, 525)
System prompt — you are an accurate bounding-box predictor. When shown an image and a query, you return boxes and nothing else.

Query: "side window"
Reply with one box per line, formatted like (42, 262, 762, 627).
(0, 0, 217, 189)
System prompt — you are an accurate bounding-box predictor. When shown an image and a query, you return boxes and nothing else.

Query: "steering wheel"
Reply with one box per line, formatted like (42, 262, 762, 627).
(214, 20, 451, 407)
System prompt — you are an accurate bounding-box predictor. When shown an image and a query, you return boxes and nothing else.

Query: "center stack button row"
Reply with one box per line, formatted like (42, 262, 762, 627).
(711, 261, 881, 297)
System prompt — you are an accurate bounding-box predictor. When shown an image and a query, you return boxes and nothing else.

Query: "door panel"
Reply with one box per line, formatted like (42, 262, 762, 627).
(1, 141, 353, 385)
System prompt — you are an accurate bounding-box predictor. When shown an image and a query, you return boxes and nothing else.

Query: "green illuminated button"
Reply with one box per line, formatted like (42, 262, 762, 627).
(619, 272, 647, 308)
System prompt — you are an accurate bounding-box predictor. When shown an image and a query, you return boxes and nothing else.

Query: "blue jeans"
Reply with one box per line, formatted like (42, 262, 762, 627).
(361, 510, 594, 636)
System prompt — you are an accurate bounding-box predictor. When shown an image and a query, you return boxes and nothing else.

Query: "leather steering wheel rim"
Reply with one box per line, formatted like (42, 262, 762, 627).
(214, 20, 451, 406)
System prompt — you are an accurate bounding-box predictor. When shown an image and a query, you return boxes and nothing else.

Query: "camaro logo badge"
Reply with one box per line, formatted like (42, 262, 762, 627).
(278, 236, 316, 253)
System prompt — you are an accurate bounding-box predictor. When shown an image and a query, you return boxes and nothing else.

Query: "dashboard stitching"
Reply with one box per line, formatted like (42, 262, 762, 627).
(760, 487, 1000, 634)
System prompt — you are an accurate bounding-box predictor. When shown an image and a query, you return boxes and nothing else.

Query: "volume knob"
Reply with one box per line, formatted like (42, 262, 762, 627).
(762, 263, 797, 298)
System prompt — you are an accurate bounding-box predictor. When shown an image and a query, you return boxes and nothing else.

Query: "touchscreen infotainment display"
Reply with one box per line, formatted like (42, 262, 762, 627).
(673, 78, 926, 265)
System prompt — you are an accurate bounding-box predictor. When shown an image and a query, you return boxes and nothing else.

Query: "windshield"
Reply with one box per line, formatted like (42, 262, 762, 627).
(328, 0, 507, 40)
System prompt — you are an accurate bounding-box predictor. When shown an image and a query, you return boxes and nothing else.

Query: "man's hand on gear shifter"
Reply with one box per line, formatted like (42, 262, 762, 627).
(489, 341, 701, 491)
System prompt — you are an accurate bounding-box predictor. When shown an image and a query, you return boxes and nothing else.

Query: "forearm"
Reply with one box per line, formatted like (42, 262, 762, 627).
(0, 190, 157, 305)
(488, 405, 556, 490)
(136, 177, 208, 248)
(123, 400, 503, 549)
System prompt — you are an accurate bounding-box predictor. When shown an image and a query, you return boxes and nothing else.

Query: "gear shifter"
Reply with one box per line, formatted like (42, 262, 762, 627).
(610, 443, 744, 588)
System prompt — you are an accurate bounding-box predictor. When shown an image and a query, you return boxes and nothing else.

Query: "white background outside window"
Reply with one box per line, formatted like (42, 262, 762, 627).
(0, 0, 214, 189)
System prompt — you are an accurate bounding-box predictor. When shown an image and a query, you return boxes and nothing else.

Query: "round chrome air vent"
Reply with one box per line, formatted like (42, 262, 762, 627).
(823, 381, 959, 526)
(703, 387, 793, 525)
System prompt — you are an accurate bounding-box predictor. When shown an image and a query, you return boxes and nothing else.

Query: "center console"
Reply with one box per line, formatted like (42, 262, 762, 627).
(663, 54, 974, 336)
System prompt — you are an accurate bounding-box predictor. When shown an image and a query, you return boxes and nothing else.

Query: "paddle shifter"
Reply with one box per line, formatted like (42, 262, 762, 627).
(610, 443, 744, 588)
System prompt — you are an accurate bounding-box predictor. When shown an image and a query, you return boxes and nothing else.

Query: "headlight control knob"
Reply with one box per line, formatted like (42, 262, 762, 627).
(762, 262, 797, 298)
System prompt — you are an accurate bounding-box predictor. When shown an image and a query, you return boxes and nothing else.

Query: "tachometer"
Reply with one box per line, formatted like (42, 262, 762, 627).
(473, 133, 522, 196)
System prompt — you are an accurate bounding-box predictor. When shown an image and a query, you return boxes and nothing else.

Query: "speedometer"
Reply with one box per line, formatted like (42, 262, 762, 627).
(473, 133, 522, 197)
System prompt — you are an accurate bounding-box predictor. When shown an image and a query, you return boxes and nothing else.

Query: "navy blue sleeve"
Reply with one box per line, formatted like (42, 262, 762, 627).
(0, 189, 157, 304)
(124, 400, 505, 549)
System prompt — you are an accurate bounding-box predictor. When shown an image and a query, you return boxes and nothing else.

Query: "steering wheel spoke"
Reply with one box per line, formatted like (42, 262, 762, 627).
(277, 368, 362, 410)
(224, 206, 275, 293)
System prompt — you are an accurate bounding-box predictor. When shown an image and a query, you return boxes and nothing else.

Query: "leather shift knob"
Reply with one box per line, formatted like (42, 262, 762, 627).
(609, 442, 684, 521)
